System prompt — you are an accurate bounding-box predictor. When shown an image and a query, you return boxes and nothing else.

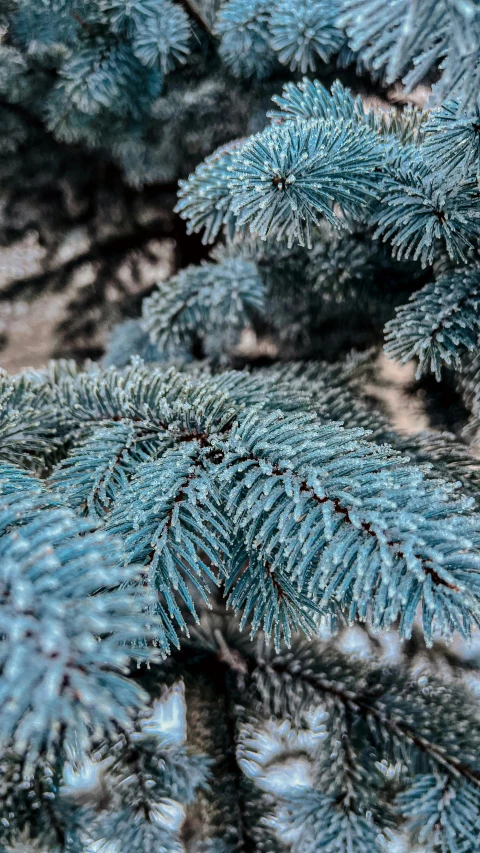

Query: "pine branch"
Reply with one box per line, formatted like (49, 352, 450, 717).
(154, 616, 480, 852)
(385, 267, 480, 378)
(339, 0, 480, 112)
(142, 246, 265, 358)
(4, 361, 480, 646)
(254, 642, 480, 786)
(0, 463, 163, 770)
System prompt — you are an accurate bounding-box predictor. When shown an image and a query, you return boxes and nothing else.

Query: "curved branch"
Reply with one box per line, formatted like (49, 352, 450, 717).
(256, 652, 480, 788)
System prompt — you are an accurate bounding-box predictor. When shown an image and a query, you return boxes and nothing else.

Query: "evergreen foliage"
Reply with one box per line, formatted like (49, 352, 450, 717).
(6, 1, 480, 851)
(0, 462, 163, 769)
(142, 245, 265, 358)
(3, 0, 480, 354)
(338, 0, 480, 112)
(5, 349, 480, 849)
(385, 267, 480, 379)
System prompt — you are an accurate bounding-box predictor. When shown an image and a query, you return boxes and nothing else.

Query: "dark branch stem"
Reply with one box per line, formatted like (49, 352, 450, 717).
(178, 0, 216, 36)
(33, 775, 66, 848)
(70, 10, 92, 32)
(220, 668, 251, 848)
(121, 733, 152, 822)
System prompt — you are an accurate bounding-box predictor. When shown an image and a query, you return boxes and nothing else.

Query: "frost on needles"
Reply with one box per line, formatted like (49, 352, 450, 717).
(177, 77, 480, 377)
(4, 360, 480, 647)
(4, 352, 480, 850)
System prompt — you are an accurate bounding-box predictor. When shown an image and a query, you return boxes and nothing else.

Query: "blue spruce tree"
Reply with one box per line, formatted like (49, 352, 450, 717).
(3, 1, 480, 851)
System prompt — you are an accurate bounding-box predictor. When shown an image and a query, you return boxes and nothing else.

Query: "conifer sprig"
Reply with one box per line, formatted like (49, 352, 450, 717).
(2, 362, 480, 648)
